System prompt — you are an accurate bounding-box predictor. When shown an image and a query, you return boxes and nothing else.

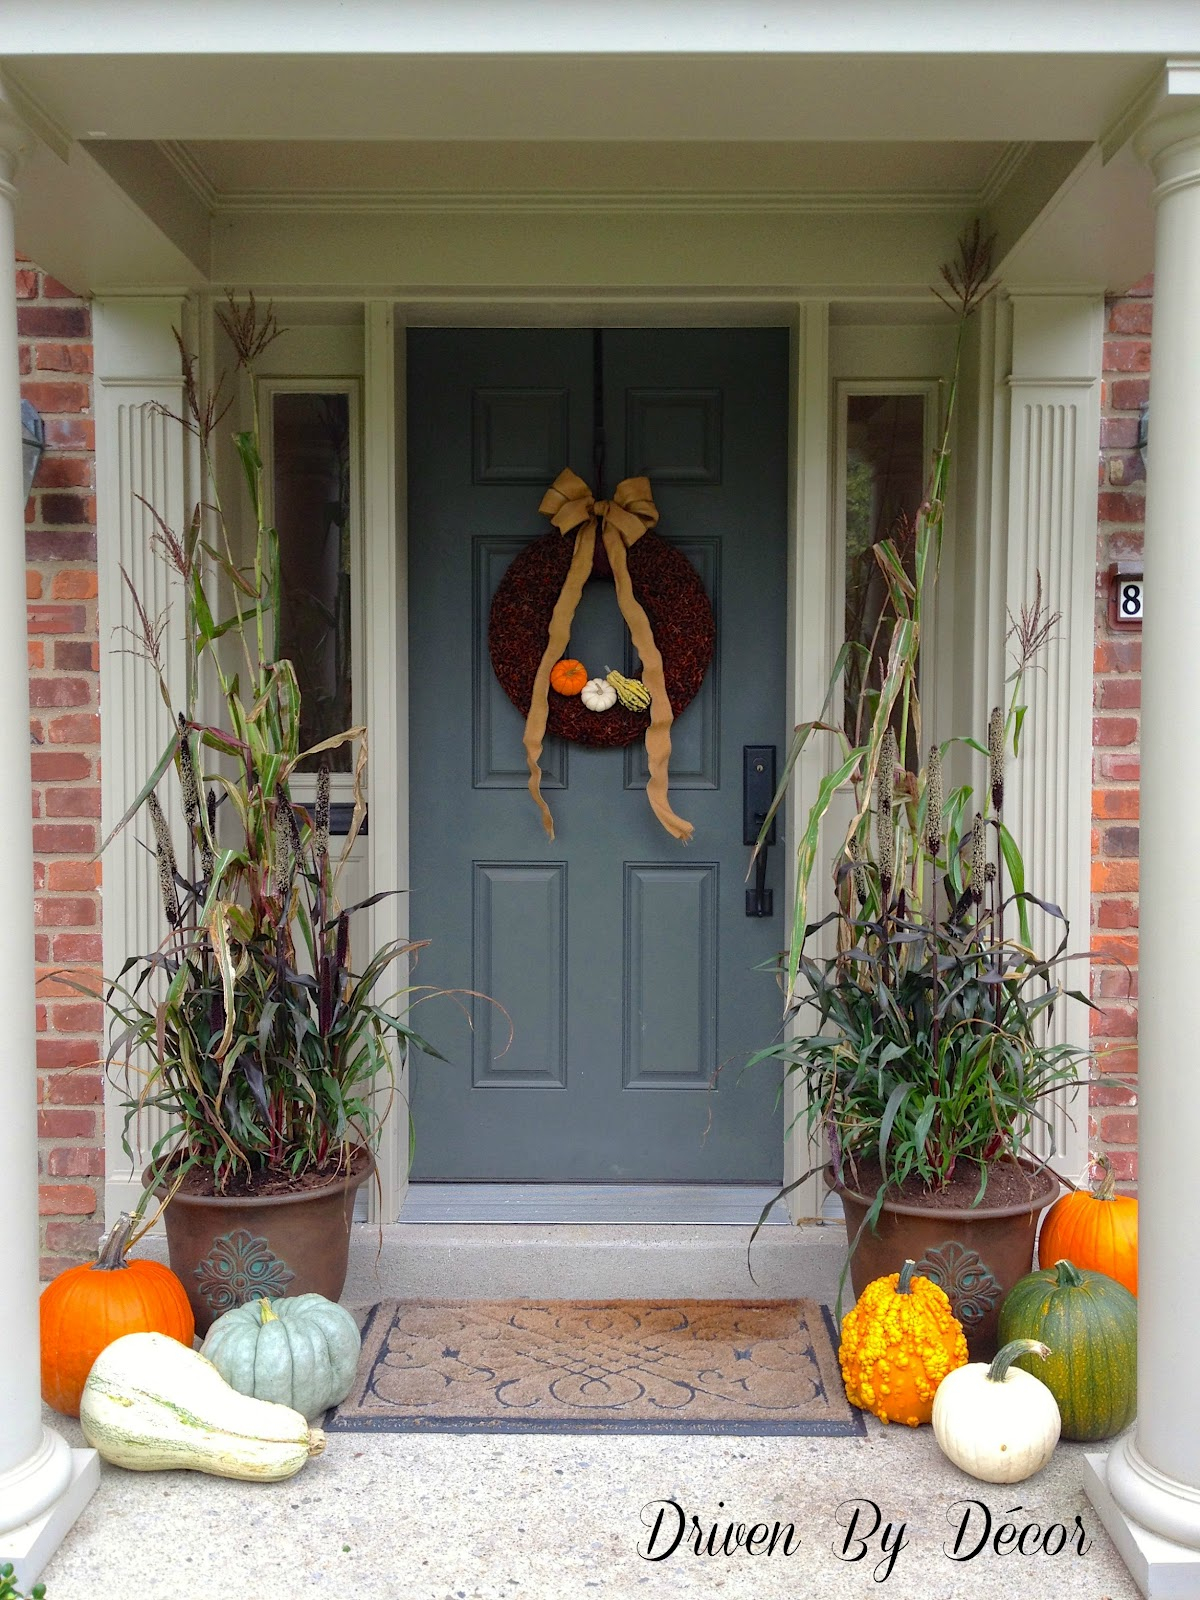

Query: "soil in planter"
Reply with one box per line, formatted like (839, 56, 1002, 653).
(160, 1146, 372, 1200)
(837, 1155, 1054, 1211)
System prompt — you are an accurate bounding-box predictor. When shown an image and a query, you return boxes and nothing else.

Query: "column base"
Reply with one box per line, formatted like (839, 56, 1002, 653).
(1084, 1453, 1200, 1599)
(0, 1448, 100, 1590)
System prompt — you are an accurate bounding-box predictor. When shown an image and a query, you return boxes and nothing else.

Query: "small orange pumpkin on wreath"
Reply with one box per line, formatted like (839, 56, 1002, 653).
(548, 658, 589, 696)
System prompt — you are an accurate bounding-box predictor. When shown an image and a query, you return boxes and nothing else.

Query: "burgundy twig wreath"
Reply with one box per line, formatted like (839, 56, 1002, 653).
(488, 469, 715, 841)
(489, 531, 714, 746)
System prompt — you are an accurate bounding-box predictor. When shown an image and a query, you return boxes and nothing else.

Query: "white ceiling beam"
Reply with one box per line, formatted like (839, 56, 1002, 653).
(1, 55, 1167, 144)
(2, 2, 1200, 56)
(210, 204, 967, 295)
(13, 138, 208, 294)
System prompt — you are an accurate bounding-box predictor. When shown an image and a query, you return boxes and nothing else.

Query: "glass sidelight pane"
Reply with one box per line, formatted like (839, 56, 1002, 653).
(843, 391, 927, 745)
(272, 391, 353, 770)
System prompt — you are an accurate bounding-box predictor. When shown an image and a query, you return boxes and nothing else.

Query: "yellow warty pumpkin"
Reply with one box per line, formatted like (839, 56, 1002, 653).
(839, 1259, 969, 1426)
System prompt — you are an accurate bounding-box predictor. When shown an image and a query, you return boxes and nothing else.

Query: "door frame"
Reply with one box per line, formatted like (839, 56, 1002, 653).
(383, 294, 836, 1221)
(98, 288, 987, 1228)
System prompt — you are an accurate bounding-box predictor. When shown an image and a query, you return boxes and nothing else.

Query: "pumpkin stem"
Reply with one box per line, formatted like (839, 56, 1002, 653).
(1053, 1259, 1085, 1289)
(93, 1211, 136, 1271)
(897, 1259, 919, 1295)
(987, 1338, 1050, 1383)
(258, 1298, 278, 1324)
(1092, 1152, 1118, 1202)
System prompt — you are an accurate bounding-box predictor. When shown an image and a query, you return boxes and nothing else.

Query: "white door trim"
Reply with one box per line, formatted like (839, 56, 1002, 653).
(382, 295, 833, 1220)
(362, 300, 407, 1224)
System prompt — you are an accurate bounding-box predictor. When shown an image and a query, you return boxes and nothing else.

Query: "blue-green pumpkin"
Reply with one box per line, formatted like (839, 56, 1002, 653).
(997, 1258, 1136, 1441)
(200, 1293, 361, 1421)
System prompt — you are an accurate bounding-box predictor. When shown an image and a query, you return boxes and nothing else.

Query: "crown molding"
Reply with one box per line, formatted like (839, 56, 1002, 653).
(0, 68, 71, 163)
(1003, 283, 1106, 297)
(208, 185, 981, 217)
(1005, 374, 1098, 388)
(977, 141, 1034, 206)
(156, 140, 218, 211)
(88, 287, 194, 302)
(156, 138, 1034, 220)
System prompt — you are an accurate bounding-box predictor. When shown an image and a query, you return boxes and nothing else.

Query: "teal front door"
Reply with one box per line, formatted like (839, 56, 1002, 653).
(407, 328, 788, 1181)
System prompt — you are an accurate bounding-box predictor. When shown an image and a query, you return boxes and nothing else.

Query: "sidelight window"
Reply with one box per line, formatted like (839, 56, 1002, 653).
(836, 384, 936, 752)
(266, 386, 359, 771)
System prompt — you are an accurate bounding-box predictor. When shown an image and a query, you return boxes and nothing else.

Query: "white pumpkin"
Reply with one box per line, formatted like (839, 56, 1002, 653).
(80, 1330, 326, 1481)
(932, 1338, 1061, 1484)
(580, 677, 618, 711)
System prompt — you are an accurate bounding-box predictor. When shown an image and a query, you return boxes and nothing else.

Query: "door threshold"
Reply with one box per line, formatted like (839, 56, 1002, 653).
(399, 1183, 795, 1226)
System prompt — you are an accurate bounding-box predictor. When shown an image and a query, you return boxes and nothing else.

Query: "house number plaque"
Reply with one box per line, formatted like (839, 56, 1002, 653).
(1110, 562, 1143, 627)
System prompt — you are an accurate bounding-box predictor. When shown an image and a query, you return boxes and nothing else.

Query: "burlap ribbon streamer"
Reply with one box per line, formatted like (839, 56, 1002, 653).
(523, 468, 694, 843)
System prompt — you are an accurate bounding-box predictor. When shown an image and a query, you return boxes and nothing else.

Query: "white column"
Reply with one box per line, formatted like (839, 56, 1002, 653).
(1084, 80, 1200, 1593)
(0, 90, 98, 1585)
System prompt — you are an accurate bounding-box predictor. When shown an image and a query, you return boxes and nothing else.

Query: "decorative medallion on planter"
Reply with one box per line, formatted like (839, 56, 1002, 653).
(148, 1150, 372, 1336)
(488, 468, 715, 841)
(193, 1228, 296, 1316)
(830, 1158, 1057, 1359)
(911, 1240, 1002, 1335)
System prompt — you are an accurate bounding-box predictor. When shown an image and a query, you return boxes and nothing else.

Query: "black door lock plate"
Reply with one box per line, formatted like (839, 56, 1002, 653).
(743, 745, 776, 916)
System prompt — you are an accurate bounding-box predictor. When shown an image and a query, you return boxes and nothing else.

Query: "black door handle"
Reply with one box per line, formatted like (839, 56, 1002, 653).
(743, 745, 776, 917)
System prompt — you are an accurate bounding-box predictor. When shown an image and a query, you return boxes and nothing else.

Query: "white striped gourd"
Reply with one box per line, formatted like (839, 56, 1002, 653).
(80, 1330, 325, 1481)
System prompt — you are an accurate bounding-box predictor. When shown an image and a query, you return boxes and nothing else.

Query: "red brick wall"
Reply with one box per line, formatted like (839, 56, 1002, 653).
(18, 258, 105, 1276)
(1090, 275, 1149, 1192)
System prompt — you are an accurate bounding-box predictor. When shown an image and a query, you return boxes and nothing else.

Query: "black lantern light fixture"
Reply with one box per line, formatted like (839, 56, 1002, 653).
(21, 398, 45, 504)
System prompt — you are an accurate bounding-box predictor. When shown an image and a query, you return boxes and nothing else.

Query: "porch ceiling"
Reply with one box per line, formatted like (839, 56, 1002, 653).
(0, 43, 1180, 296)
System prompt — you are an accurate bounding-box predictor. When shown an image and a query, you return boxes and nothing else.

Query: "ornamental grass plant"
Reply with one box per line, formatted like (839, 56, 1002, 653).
(750, 225, 1097, 1234)
(101, 296, 436, 1204)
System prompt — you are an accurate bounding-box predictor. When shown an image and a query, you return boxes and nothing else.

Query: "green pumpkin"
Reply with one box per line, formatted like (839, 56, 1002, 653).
(200, 1294, 361, 1421)
(997, 1258, 1136, 1441)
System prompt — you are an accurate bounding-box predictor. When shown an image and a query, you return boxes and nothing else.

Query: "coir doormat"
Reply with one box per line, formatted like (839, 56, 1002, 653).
(326, 1298, 865, 1436)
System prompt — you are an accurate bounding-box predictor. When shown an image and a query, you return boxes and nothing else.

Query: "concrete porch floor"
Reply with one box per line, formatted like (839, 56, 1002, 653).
(37, 1220, 1140, 1600)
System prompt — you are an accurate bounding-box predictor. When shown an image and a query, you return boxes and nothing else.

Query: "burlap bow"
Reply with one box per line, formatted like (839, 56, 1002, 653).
(523, 467, 693, 843)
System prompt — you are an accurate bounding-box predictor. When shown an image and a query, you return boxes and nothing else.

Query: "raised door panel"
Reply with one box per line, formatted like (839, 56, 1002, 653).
(472, 862, 566, 1087)
(622, 864, 718, 1089)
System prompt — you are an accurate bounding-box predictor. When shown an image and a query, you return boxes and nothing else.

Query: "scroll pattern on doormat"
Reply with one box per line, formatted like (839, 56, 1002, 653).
(326, 1298, 865, 1436)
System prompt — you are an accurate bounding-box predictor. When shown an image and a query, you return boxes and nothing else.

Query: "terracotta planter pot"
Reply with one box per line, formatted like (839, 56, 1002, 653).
(146, 1150, 373, 1335)
(829, 1159, 1060, 1360)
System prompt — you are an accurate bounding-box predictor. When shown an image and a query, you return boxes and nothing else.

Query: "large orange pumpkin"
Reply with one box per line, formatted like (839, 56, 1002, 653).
(1037, 1156, 1138, 1296)
(549, 658, 588, 696)
(41, 1213, 195, 1416)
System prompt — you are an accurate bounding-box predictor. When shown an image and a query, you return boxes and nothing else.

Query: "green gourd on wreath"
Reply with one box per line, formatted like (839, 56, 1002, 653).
(200, 1293, 362, 1421)
(997, 1259, 1137, 1441)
